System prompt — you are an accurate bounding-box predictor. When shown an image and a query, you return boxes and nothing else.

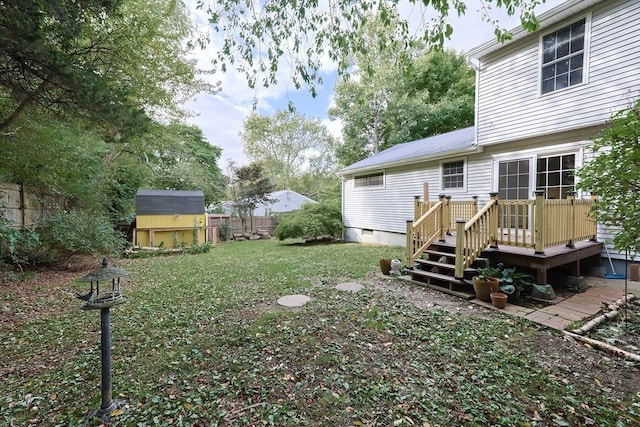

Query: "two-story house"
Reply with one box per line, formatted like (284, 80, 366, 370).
(338, 0, 639, 277)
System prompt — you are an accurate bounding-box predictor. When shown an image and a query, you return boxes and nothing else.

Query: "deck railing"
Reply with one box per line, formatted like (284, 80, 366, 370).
(406, 198, 445, 264)
(408, 191, 597, 278)
(454, 195, 499, 278)
(415, 196, 479, 233)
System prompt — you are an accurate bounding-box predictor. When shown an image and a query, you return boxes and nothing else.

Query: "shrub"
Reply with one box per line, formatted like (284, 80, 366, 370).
(35, 209, 125, 263)
(189, 242, 212, 254)
(274, 202, 343, 241)
(0, 215, 39, 269)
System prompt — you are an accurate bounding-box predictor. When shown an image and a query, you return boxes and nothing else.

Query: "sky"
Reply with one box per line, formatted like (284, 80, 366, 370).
(183, 0, 564, 167)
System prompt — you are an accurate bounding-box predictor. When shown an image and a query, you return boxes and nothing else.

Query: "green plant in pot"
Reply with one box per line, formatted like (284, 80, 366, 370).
(494, 264, 535, 302)
(472, 260, 500, 302)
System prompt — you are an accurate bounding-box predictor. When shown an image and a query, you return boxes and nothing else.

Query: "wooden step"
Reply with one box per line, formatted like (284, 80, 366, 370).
(410, 269, 466, 285)
(398, 276, 475, 299)
(414, 259, 455, 270)
(422, 249, 456, 259)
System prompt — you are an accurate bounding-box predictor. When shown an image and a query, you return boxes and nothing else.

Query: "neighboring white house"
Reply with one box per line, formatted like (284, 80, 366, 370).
(338, 0, 640, 259)
(217, 190, 317, 217)
(254, 190, 317, 216)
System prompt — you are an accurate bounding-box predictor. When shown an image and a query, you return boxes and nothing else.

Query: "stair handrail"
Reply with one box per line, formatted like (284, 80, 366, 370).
(406, 200, 444, 264)
(413, 200, 443, 229)
(455, 195, 499, 278)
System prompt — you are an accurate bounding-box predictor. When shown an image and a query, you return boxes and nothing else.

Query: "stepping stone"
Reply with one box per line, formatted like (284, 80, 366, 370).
(277, 294, 311, 307)
(336, 282, 363, 292)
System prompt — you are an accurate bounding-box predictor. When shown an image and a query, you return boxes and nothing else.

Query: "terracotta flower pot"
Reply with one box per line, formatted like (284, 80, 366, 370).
(490, 292, 508, 309)
(472, 276, 499, 302)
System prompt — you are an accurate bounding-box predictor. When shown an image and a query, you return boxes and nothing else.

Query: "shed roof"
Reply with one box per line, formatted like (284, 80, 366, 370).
(135, 189, 205, 215)
(338, 127, 477, 175)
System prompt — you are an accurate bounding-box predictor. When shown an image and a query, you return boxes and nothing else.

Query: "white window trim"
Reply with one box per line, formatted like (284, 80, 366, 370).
(491, 146, 584, 198)
(538, 12, 592, 97)
(353, 170, 385, 189)
(492, 156, 535, 199)
(440, 156, 467, 194)
(534, 148, 584, 198)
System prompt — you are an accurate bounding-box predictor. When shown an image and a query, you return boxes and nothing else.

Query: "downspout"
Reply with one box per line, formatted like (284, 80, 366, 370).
(340, 174, 346, 241)
(467, 56, 482, 147)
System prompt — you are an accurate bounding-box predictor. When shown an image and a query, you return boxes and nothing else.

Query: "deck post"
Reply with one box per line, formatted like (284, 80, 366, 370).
(589, 194, 598, 241)
(406, 220, 413, 266)
(489, 192, 499, 248)
(438, 194, 446, 242)
(454, 219, 466, 279)
(566, 192, 576, 248)
(472, 196, 478, 214)
(534, 190, 545, 254)
(413, 195, 421, 221)
(445, 195, 453, 236)
(423, 183, 429, 202)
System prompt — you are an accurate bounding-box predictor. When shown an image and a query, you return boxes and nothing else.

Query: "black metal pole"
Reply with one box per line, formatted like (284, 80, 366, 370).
(96, 307, 115, 418)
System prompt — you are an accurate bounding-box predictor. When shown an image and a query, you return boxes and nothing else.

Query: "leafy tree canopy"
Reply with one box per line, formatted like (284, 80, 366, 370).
(147, 122, 226, 206)
(227, 162, 276, 230)
(240, 110, 338, 192)
(330, 45, 474, 166)
(576, 98, 640, 255)
(0, 0, 217, 136)
(196, 0, 543, 94)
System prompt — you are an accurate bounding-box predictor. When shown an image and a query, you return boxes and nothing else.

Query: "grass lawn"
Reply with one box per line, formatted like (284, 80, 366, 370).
(1, 239, 638, 426)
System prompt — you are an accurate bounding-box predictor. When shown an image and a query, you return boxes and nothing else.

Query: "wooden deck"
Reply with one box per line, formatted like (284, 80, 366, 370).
(430, 234, 602, 285)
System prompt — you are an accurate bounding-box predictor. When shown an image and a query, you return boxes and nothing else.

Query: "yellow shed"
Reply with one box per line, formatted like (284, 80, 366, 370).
(134, 189, 207, 248)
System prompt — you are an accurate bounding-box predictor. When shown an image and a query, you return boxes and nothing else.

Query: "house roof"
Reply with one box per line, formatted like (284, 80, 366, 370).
(467, 0, 607, 60)
(338, 127, 477, 175)
(267, 189, 317, 205)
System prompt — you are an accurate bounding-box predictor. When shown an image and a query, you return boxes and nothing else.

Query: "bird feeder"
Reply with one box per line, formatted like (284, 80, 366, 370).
(76, 258, 130, 422)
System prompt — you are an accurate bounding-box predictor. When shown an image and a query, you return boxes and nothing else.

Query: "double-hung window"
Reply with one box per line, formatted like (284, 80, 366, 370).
(541, 19, 586, 94)
(442, 160, 464, 190)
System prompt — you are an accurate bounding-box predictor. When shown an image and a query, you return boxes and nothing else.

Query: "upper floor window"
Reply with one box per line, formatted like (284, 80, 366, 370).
(354, 172, 383, 188)
(442, 160, 464, 190)
(541, 19, 586, 94)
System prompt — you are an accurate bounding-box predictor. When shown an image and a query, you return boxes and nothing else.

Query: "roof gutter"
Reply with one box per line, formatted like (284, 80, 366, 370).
(337, 145, 483, 177)
(467, 0, 606, 59)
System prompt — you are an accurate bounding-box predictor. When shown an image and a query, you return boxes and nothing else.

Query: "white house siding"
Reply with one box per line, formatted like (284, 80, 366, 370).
(475, 0, 640, 146)
(343, 164, 438, 232)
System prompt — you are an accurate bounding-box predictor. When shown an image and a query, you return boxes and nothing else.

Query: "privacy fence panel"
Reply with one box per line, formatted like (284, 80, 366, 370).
(0, 183, 57, 227)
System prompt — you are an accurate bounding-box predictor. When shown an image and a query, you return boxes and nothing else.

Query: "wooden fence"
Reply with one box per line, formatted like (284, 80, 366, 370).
(0, 182, 59, 227)
(207, 214, 278, 236)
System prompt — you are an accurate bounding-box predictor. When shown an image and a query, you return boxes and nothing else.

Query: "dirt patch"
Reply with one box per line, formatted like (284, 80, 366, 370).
(366, 273, 489, 316)
(0, 256, 117, 329)
(363, 274, 640, 403)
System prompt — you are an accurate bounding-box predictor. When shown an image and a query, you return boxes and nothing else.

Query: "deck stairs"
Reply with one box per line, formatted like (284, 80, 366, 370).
(406, 241, 486, 299)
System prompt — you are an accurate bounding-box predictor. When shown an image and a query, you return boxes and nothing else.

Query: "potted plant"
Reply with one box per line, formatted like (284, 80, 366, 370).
(472, 260, 501, 302)
(493, 264, 535, 302)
